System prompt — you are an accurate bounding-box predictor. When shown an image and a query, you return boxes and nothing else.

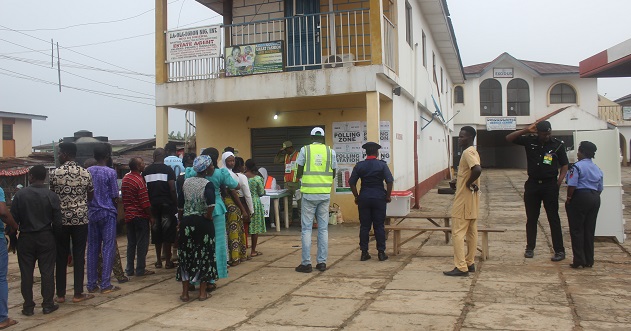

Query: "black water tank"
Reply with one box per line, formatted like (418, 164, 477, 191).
(60, 131, 111, 167)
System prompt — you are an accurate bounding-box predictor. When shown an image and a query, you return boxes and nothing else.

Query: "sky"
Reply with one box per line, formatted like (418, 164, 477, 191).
(0, 0, 630, 146)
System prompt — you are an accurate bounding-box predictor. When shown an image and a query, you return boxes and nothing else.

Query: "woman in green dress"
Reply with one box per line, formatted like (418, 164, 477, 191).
(176, 155, 217, 302)
(244, 159, 266, 257)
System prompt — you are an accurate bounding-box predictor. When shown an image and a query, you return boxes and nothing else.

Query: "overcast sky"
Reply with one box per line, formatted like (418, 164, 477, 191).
(1, 0, 629, 146)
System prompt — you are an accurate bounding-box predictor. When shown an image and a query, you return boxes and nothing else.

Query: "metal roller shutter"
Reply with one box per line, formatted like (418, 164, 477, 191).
(251, 125, 324, 186)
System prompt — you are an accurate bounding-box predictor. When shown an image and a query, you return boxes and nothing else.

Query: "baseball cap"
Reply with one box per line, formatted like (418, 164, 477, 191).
(281, 141, 293, 150)
(310, 127, 324, 136)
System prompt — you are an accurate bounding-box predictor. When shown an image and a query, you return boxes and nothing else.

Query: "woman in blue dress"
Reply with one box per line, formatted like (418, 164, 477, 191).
(186, 148, 239, 285)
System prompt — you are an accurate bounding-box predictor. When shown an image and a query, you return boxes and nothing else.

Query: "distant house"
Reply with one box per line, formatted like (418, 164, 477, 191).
(0, 111, 46, 157)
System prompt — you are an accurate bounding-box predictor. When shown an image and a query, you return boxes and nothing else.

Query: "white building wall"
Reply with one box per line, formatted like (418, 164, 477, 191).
(14, 119, 32, 157)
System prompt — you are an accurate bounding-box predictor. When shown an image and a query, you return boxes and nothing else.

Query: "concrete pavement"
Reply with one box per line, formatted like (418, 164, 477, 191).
(5, 168, 631, 330)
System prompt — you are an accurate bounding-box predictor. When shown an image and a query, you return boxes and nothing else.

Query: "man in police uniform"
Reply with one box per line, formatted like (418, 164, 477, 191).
(274, 141, 300, 221)
(349, 142, 393, 262)
(506, 120, 568, 261)
(294, 127, 337, 273)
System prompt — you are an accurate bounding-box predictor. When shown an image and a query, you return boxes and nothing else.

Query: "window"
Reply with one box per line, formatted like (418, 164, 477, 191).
(507, 78, 530, 116)
(422, 31, 426, 67)
(479, 78, 502, 116)
(2, 124, 12, 140)
(550, 83, 577, 104)
(440, 67, 444, 94)
(454, 86, 464, 103)
(405, 1, 413, 47)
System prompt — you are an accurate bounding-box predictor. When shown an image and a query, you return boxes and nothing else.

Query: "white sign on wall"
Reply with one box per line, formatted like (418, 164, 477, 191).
(623, 106, 631, 120)
(486, 117, 516, 131)
(493, 68, 513, 78)
(166, 25, 221, 62)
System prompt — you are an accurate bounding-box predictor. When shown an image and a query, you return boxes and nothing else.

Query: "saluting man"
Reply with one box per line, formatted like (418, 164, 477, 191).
(349, 142, 393, 262)
(506, 120, 568, 261)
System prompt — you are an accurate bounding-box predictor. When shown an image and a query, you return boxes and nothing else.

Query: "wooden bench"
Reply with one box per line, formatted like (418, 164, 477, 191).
(386, 215, 452, 244)
(384, 225, 506, 260)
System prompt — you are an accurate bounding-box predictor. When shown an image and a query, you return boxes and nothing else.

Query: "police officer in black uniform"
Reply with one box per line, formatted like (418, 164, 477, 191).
(349, 142, 394, 262)
(506, 120, 568, 261)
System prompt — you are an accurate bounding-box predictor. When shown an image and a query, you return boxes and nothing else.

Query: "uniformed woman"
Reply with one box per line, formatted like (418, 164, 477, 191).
(565, 141, 603, 269)
(349, 142, 394, 262)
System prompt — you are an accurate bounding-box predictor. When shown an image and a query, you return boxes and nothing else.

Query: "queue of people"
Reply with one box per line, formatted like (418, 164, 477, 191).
(0, 123, 606, 328)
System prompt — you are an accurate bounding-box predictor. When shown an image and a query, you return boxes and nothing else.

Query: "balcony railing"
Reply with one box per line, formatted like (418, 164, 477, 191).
(167, 9, 374, 82)
(383, 15, 396, 71)
(598, 105, 622, 122)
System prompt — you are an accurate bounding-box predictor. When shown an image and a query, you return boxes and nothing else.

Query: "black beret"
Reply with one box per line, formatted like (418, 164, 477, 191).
(536, 121, 552, 132)
(362, 142, 381, 149)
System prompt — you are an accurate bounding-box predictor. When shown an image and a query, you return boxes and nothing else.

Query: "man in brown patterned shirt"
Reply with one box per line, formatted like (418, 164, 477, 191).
(49, 142, 95, 303)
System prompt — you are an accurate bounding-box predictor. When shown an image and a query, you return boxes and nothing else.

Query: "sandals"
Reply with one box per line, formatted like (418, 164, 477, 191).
(165, 262, 177, 269)
(180, 295, 190, 302)
(250, 251, 263, 257)
(154, 261, 163, 269)
(205, 283, 217, 292)
(198, 294, 211, 301)
(229, 260, 240, 267)
(0, 318, 17, 329)
(87, 287, 99, 294)
(72, 294, 95, 303)
(100, 286, 121, 294)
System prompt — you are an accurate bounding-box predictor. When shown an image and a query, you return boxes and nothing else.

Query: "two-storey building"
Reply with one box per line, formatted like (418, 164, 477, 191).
(453, 53, 607, 168)
(154, 0, 465, 220)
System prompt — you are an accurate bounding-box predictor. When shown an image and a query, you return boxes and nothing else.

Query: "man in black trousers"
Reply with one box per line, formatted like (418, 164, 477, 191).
(506, 120, 568, 261)
(11, 165, 62, 316)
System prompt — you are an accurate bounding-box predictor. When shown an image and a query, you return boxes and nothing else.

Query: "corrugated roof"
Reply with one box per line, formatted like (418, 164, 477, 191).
(464, 53, 578, 76)
(614, 93, 631, 104)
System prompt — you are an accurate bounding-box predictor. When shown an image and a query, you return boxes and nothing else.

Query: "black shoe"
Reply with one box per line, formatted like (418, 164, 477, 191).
(360, 251, 371, 261)
(569, 263, 584, 269)
(378, 251, 388, 261)
(43, 304, 59, 315)
(21, 308, 34, 316)
(443, 268, 469, 277)
(468, 264, 475, 272)
(551, 252, 566, 262)
(295, 264, 313, 273)
(524, 250, 534, 258)
(585, 264, 593, 268)
(315, 263, 327, 272)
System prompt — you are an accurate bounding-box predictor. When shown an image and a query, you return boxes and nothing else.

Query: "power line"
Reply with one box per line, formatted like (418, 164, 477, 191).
(0, 56, 154, 97)
(0, 54, 154, 77)
(0, 24, 151, 77)
(0, 0, 183, 32)
(0, 69, 154, 106)
(0, 38, 155, 84)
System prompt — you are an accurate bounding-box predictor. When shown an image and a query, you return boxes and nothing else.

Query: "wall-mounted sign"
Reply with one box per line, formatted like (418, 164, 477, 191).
(486, 117, 516, 131)
(166, 25, 221, 62)
(623, 106, 631, 121)
(225, 41, 284, 77)
(493, 68, 513, 78)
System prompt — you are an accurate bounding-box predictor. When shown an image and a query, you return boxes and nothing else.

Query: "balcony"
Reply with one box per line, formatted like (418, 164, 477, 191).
(167, 9, 380, 82)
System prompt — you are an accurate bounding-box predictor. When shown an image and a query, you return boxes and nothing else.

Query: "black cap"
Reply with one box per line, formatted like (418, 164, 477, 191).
(362, 142, 381, 149)
(536, 121, 552, 132)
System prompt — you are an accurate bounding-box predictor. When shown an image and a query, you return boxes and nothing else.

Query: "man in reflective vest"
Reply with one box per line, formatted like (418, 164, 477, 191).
(294, 127, 336, 273)
(274, 141, 301, 221)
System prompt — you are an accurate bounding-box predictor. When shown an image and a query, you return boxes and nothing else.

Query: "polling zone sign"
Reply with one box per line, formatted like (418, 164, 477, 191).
(166, 25, 221, 62)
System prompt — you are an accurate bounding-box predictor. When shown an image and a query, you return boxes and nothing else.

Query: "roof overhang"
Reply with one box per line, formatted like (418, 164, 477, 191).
(0, 111, 47, 121)
(418, 0, 465, 84)
(195, 0, 225, 16)
(580, 38, 631, 78)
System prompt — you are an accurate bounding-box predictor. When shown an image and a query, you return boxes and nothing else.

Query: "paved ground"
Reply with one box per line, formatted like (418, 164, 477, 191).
(5, 168, 631, 330)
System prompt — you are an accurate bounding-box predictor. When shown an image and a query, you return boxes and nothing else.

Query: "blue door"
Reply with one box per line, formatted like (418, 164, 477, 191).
(285, 0, 321, 71)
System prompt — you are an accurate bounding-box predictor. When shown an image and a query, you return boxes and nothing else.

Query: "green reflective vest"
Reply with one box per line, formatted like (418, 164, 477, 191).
(301, 144, 334, 194)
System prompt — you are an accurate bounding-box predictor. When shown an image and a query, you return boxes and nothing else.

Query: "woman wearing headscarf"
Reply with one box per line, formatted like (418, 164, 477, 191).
(185, 148, 238, 287)
(176, 155, 216, 302)
(221, 152, 250, 266)
(244, 159, 266, 257)
(565, 141, 603, 269)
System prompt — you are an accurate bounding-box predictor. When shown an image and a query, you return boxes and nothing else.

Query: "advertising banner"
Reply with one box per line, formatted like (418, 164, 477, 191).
(225, 41, 284, 77)
(166, 25, 221, 62)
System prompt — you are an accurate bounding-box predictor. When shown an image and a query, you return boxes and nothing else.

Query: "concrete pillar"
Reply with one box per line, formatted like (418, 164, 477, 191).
(369, 0, 383, 65)
(155, 0, 168, 148)
(366, 92, 381, 143)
